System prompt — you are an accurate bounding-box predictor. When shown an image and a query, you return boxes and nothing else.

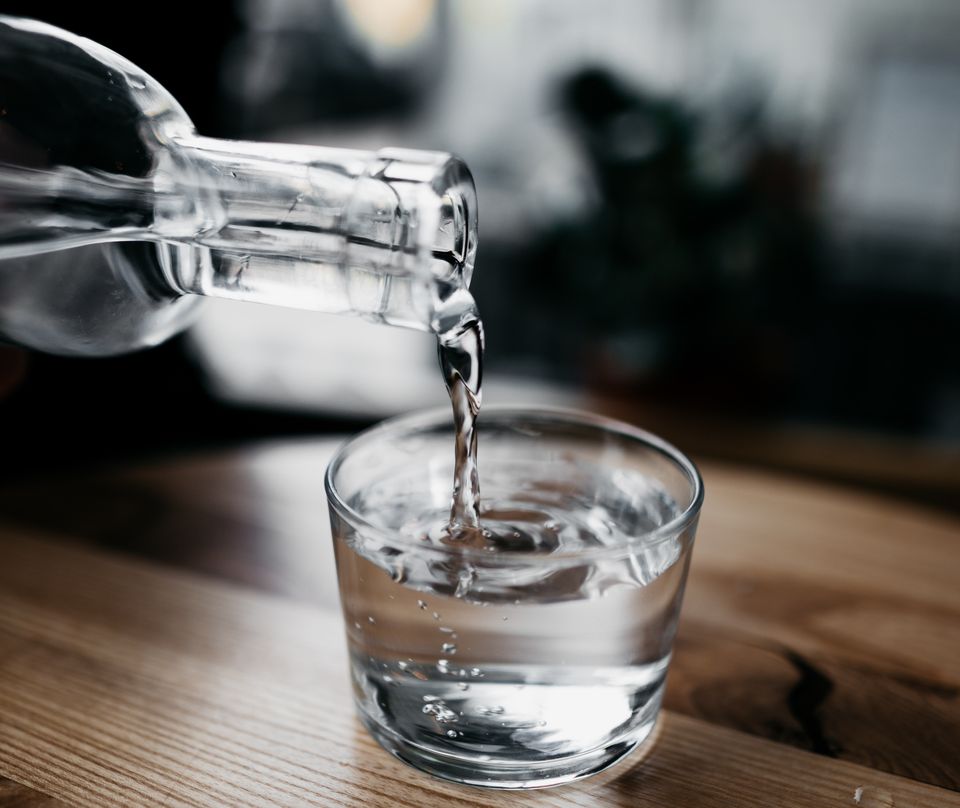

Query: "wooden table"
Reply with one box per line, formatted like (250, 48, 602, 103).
(0, 438, 958, 807)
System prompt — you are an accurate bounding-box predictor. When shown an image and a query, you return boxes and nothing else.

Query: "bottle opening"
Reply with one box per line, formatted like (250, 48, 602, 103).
(369, 149, 478, 291)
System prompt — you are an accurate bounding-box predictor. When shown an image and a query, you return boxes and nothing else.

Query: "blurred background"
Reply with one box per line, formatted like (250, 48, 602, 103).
(1, 0, 958, 511)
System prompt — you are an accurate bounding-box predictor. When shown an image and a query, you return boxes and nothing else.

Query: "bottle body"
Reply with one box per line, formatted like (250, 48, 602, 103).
(0, 16, 476, 355)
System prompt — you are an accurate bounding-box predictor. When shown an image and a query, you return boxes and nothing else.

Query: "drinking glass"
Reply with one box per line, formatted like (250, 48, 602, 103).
(325, 407, 703, 789)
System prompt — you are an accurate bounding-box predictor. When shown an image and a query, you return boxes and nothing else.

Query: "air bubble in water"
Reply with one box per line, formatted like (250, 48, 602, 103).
(470, 667, 483, 677)
(422, 700, 458, 723)
(446, 729, 457, 738)
(441, 643, 457, 654)
(457, 682, 469, 691)
(417, 600, 428, 610)
(367, 616, 376, 624)
(437, 659, 450, 673)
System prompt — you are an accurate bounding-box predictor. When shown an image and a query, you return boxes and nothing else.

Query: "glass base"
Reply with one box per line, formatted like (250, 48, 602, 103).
(358, 709, 658, 790)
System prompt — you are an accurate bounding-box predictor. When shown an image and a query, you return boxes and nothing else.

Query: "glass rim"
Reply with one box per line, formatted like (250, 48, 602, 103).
(324, 405, 704, 563)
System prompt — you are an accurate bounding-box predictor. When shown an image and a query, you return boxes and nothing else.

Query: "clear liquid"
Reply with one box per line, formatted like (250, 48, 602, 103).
(334, 465, 688, 785)
(435, 287, 484, 531)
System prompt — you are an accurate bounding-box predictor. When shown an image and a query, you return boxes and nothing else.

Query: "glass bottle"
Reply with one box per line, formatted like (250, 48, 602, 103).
(0, 15, 477, 355)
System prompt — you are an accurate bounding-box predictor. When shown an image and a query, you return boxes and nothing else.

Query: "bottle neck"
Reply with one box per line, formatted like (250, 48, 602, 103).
(156, 135, 477, 332)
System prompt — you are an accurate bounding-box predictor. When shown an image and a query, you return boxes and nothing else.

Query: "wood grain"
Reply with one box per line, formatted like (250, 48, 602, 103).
(0, 778, 66, 808)
(1, 528, 958, 808)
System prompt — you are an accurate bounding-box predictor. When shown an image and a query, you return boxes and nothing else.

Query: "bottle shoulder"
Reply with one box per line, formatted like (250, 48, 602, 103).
(0, 15, 194, 179)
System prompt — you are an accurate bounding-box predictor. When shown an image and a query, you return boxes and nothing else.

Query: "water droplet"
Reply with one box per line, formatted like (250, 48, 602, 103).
(446, 730, 458, 738)
(502, 616, 508, 621)
(367, 616, 376, 624)
(439, 626, 456, 634)
(383, 675, 393, 683)
(470, 667, 483, 677)
(437, 659, 451, 673)
(538, 720, 547, 727)
(457, 682, 469, 691)
(441, 643, 457, 655)
(432, 612, 441, 621)
(397, 661, 409, 671)
(417, 600, 428, 610)
(423, 694, 439, 702)
(476, 705, 505, 716)
(353, 622, 362, 630)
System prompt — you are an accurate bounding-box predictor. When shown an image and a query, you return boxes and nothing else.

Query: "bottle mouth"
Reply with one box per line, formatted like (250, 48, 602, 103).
(372, 148, 478, 291)
(432, 157, 478, 290)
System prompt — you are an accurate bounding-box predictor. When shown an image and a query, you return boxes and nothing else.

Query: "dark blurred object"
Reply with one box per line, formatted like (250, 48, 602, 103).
(821, 17, 960, 440)
(0, 1, 241, 137)
(0, 345, 26, 398)
(223, 0, 447, 134)
(0, 335, 370, 482)
(523, 69, 820, 412)
(517, 64, 959, 439)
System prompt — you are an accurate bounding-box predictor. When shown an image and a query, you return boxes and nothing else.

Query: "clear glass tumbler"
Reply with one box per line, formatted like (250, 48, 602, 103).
(325, 407, 703, 789)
